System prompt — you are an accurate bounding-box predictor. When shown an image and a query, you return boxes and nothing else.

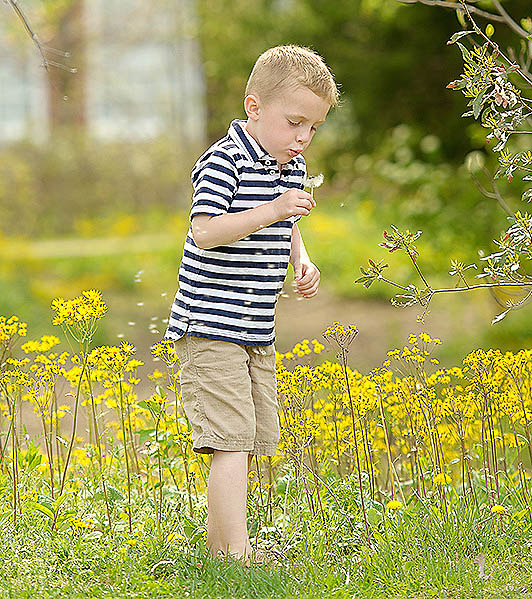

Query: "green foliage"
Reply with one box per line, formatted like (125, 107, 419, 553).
(357, 1, 532, 324)
(0, 134, 196, 238)
(197, 0, 470, 168)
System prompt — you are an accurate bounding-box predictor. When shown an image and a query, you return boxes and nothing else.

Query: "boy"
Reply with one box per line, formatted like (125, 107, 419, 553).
(164, 45, 338, 563)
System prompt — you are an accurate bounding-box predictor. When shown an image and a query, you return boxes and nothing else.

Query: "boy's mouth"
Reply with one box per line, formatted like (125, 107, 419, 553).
(288, 149, 302, 157)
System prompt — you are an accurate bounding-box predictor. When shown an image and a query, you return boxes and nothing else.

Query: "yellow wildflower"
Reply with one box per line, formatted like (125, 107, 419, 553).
(491, 504, 506, 514)
(433, 472, 451, 485)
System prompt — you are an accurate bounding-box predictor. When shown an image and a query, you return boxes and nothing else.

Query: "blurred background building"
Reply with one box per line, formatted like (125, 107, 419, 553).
(0, 0, 206, 144)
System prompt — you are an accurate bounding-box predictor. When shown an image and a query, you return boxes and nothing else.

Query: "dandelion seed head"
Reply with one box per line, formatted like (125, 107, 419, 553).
(303, 173, 324, 189)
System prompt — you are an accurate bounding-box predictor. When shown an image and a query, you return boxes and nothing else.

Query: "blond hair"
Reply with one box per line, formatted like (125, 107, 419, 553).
(245, 45, 339, 107)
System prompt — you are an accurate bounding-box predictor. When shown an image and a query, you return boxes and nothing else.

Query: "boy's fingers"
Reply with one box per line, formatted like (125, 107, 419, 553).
(296, 199, 314, 211)
(296, 284, 319, 298)
(297, 279, 319, 294)
(293, 263, 302, 281)
(298, 283, 318, 294)
(298, 269, 320, 285)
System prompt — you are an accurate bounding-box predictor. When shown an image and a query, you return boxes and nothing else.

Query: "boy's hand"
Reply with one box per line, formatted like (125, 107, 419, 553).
(272, 189, 315, 221)
(293, 259, 320, 298)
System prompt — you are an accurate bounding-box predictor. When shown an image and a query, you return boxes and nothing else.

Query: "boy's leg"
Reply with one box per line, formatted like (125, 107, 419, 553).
(207, 450, 252, 561)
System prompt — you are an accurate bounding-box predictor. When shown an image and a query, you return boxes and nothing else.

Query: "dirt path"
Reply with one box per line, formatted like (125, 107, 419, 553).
(275, 285, 494, 372)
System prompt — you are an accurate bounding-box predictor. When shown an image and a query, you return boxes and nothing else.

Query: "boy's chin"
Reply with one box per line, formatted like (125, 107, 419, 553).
(276, 152, 293, 165)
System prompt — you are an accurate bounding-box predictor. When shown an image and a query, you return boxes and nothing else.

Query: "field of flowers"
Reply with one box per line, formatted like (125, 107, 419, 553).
(1, 290, 532, 598)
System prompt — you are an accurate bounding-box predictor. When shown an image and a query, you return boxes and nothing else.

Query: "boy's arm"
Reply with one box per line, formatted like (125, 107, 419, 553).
(192, 189, 315, 250)
(290, 223, 320, 298)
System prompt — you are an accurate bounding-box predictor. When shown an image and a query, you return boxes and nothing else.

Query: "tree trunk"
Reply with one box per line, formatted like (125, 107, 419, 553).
(47, 0, 85, 131)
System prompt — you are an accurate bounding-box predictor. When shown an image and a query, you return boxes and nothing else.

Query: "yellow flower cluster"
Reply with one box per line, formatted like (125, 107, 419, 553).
(51, 290, 107, 343)
(0, 315, 27, 344)
(277, 338, 325, 362)
(51, 290, 107, 325)
(4, 295, 532, 519)
(323, 322, 358, 350)
(87, 342, 138, 374)
(22, 335, 61, 354)
(277, 329, 532, 504)
(151, 339, 178, 366)
(71, 518, 96, 530)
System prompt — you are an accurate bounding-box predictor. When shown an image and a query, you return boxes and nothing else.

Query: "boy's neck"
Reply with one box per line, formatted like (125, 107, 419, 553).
(244, 119, 285, 171)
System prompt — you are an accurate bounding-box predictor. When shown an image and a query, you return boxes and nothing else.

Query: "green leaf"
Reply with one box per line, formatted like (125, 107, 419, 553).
(37, 494, 54, 512)
(492, 309, 510, 325)
(367, 507, 382, 526)
(53, 493, 70, 511)
(456, 42, 472, 63)
(448, 30, 474, 44)
(512, 508, 529, 521)
(26, 451, 43, 473)
(26, 501, 54, 520)
(472, 87, 489, 119)
(138, 428, 155, 444)
(106, 485, 125, 502)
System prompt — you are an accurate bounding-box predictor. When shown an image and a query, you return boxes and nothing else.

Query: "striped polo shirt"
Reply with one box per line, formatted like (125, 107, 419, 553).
(164, 119, 306, 346)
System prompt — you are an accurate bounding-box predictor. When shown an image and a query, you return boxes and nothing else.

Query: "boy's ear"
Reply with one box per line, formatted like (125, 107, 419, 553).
(244, 94, 261, 120)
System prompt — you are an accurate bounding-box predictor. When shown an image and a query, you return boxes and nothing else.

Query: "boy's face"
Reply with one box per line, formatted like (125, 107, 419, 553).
(244, 85, 330, 166)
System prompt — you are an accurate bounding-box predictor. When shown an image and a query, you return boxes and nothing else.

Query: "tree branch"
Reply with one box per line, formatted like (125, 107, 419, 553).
(459, 1, 532, 87)
(6, 0, 74, 74)
(6, 0, 48, 70)
(468, 166, 514, 217)
(491, 0, 530, 39)
(396, 0, 505, 23)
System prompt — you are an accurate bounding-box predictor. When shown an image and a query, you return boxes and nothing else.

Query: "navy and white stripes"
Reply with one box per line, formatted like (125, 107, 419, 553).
(164, 119, 306, 346)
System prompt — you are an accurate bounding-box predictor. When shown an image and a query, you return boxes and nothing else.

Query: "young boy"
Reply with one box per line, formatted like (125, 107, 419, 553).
(164, 45, 338, 563)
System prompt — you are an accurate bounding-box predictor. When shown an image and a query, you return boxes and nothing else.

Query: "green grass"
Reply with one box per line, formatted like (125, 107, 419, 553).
(0, 478, 532, 599)
(1, 484, 531, 599)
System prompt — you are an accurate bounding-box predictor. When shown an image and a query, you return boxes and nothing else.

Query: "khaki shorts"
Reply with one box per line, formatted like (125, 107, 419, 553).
(173, 336, 279, 456)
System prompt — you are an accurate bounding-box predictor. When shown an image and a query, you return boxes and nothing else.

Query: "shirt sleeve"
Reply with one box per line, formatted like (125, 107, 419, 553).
(189, 150, 239, 220)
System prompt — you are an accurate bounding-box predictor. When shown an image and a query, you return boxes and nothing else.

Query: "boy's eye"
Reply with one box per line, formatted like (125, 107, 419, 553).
(287, 120, 300, 126)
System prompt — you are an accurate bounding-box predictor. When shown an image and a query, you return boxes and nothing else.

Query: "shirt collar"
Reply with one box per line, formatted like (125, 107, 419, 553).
(228, 119, 269, 165)
(228, 119, 298, 169)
